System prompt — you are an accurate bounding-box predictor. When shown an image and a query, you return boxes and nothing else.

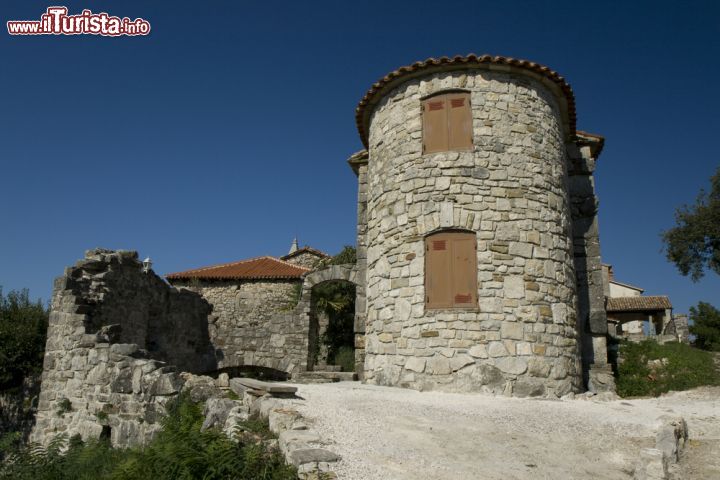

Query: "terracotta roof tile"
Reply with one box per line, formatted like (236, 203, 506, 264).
(166, 256, 310, 281)
(356, 54, 578, 149)
(606, 296, 672, 312)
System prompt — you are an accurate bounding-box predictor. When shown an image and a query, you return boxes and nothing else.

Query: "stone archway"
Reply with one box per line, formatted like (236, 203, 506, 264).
(293, 264, 365, 378)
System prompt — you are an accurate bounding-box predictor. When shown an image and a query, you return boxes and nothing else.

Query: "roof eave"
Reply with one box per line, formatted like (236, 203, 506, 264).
(355, 54, 577, 149)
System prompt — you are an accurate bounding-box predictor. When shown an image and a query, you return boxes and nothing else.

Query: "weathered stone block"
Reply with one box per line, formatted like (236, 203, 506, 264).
(404, 357, 426, 373)
(501, 322, 524, 340)
(427, 356, 451, 375)
(488, 341, 508, 357)
(494, 357, 527, 375)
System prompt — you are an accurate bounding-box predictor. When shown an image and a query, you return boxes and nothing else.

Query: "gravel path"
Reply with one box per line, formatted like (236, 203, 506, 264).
(282, 382, 720, 480)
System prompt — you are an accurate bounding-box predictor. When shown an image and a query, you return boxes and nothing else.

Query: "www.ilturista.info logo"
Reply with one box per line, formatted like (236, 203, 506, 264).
(7, 6, 151, 36)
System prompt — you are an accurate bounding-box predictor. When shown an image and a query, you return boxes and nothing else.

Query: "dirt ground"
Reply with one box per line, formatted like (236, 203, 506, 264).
(285, 383, 720, 480)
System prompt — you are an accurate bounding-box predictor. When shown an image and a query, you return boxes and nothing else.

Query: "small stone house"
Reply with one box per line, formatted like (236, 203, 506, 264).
(165, 243, 328, 371)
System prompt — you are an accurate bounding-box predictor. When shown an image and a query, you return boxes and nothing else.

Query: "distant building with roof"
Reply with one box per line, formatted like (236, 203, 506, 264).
(601, 264, 684, 342)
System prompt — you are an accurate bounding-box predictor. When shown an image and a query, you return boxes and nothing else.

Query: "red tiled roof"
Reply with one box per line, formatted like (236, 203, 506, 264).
(606, 296, 672, 312)
(355, 54, 578, 149)
(165, 256, 310, 281)
(280, 246, 330, 260)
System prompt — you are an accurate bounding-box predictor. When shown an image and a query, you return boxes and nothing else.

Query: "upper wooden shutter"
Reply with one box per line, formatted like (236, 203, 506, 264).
(425, 234, 453, 308)
(422, 97, 449, 154)
(422, 92, 472, 154)
(447, 93, 473, 151)
(425, 232, 478, 309)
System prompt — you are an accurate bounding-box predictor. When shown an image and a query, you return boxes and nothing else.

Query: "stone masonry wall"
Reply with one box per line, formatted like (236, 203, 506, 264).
(354, 160, 369, 377)
(31, 249, 214, 447)
(363, 69, 582, 397)
(567, 138, 615, 392)
(283, 252, 325, 269)
(172, 279, 310, 374)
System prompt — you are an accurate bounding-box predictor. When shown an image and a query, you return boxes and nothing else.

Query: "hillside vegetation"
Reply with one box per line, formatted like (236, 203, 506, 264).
(616, 340, 720, 397)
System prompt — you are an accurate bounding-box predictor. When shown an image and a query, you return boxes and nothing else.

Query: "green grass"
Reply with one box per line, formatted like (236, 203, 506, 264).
(0, 393, 297, 480)
(616, 340, 720, 397)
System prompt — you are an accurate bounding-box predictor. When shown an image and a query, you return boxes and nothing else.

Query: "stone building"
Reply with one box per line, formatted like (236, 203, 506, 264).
(166, 243, 329, 373)
(602, 264, 681, 342)
(349, 55, 612, 396)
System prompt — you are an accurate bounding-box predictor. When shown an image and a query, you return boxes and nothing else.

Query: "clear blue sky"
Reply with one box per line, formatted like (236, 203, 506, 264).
(2, 0, 719, 315)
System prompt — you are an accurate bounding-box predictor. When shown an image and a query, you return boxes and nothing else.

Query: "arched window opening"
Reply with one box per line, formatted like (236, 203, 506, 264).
(425, 231, 478, 309)
(422, 91, 473, 154)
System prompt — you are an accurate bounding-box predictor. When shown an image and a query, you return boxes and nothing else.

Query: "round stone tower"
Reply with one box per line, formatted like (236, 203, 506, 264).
(355, 55, 584, 397)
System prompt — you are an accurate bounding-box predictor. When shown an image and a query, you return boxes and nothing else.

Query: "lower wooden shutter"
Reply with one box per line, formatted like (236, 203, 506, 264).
(451, 235, 477, 307)
(425, 232, 477, 309)
(425, 234, 452, 308)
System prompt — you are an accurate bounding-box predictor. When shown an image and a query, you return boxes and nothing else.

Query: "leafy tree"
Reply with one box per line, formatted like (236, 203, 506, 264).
(328, 245, 356, 265)
(0, 288, 48, 390)
(662, 167, 720, 281)
(312, 280, 355, 367)
(312, 246, 357, 368)
(689, 301, 720, 351)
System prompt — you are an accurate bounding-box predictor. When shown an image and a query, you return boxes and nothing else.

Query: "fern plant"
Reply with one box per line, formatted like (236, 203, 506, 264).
(0, 393, 297, 480)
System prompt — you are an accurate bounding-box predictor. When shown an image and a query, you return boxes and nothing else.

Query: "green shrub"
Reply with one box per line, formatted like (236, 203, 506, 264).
(236, 413, 272, 439)
(0, 393, 297, 480)
(314, 281, 355, 366)
(56, 398, 72, 416)
(0, 288, 48, 391)
(329, 246, 356, 265)
(332, 346, 355, 372)
(616, 340, 720, 397)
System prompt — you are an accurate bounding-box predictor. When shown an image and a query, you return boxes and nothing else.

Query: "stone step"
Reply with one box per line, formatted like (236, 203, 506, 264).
(293, 371, 358, 384)
(314, 364, 343, 372)
(230, 377, 298, 396)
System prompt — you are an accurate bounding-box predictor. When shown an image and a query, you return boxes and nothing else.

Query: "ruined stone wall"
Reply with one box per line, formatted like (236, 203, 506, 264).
(283, 252, 324, 269)
(31, 249, 214, 447)
(666, 315, 690, 344)
(172, 279, 310, 373)
(362, 70, 582, 396)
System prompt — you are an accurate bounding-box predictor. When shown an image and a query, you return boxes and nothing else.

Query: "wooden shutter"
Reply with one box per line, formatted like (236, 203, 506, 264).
(425, 234, 452, 308)
(451, 235, 477, 306)
(447, 93, 473, 151)
(422, 97, 449, 154)
(423, 92, 473, 154)
(425, 232, 478, 309)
